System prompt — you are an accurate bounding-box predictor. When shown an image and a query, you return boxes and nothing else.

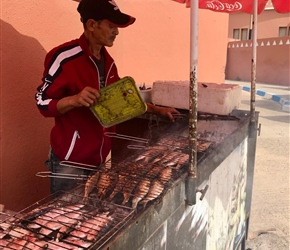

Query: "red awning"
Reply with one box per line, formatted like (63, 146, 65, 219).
(173, 0, 290, 14)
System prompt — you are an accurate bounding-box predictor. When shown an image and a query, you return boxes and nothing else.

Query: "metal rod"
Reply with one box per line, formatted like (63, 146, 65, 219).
(35, 171, 88, 180)
(127, 145, 146, 150)
(186, 0, 199, 206)
(250, 0, 258, 124)
(104, 132, 149, 144)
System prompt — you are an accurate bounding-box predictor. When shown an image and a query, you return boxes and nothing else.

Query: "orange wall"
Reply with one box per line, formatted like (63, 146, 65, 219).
(0, 0, 228, 211)
(225, 37, 290, 86)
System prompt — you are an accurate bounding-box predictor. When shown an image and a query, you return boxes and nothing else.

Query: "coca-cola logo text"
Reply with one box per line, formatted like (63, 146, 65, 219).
(205, 0, 243, 12)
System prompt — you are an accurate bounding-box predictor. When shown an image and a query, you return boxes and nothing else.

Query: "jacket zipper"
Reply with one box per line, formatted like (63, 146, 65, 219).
(89, 56, 114, 87)
(105, 62, 115, 85)
(89, 57, 101, 89)
(89, 57, 113, 163)
(64, 130, 80, 160)
(99, 134, 105, 163)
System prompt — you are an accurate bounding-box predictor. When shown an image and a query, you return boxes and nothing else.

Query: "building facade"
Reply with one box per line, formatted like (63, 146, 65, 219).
(228, 1, 290, 40)
(226, 0, 290, 86)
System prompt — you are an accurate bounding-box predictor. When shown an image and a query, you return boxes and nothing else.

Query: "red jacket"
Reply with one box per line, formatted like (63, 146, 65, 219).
(36, 34, 119, 166)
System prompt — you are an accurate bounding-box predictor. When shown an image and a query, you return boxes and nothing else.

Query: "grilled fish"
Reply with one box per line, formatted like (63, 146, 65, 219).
(146, 165, 163, 179)
(162, 151, 184, 166)
(27, 215, 51, 229)
(7, 239, 28, 249)
(64, 236, 92, 248)
(158, 166, 172, 184)
(47, 240, 82, 250)
(83, 212, 113, 241)
(39, 221, 63, 238)
(83, 171, 100, 202)
(107, 174, 129, 201)
(56, 212, 81, 225)
(175, 153, 189, 170)
(96, 171, 118, 199)
(131, 178, 151, 209)
(177, 153, 189, 165)
(61, 204, 85, 213)
(122, 177, 139, 205)
(0, 239, 10, 248)
(24, 238, 48, 249)
(139, 179, 164, 208)
(135, 145, 168, 163)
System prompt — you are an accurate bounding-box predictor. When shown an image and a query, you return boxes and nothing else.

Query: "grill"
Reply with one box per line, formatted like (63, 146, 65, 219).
(1, 112, 243, 250)
(0, 193, 134, 249)
(80, 129, 216, 210)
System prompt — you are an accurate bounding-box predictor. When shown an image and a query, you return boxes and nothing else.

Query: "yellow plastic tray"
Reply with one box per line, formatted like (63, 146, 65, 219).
(91, 76, 147, 128)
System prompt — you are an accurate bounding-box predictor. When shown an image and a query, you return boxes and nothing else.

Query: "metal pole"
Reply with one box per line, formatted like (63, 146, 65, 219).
(250, 0, 258, 124)
(186, 0, 198, 206)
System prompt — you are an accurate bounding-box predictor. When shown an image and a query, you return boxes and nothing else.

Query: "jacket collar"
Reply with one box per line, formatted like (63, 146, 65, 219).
(78, 33, 113, 63)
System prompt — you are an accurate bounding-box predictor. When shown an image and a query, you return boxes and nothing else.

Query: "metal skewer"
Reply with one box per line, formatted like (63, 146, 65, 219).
(104, 132, 149, 144)
(59, 161, 99, 171)
(35, 171, 88, 180)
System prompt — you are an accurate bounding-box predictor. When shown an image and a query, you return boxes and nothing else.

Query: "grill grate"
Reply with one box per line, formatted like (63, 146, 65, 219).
(0, 193, 134, 249)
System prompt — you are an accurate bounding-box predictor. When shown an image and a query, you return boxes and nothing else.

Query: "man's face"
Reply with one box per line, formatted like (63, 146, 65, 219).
(92, 20, 119, 47)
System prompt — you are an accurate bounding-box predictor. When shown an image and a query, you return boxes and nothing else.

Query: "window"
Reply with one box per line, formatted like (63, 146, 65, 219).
(233, 29, 240, 39)
(288, 27, 290, 36)
(279, 27, 287, 37)
(241, 28, 248, 40)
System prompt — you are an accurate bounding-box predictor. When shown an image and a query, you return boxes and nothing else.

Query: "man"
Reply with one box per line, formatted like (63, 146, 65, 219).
(35, 0, 179, 194)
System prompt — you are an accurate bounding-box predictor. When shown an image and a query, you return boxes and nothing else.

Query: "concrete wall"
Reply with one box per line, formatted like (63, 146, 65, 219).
(225, 37, 290, 86)
(0, 0, 228, 211)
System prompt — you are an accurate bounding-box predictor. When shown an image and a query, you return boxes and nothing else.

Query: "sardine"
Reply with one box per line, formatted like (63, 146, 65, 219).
(0, 222, 11, 231)
(162, 151, 184, 166)
(158, 166, 172, 184)
(80, 213, 112, 241)
(177, 153, 189, 165)
(55, 214, 78, 225)
(47, 240, 82, 250)
(24, 239, 48, 249)
(146, 165, 163, 178)
(131, 178, 151, 209)
(158, 137, 188, 149)
(8, 227, 33, 239)
(60, 204, 85, 213)
(70, 228, 87, 238)
(7, 238, 28, 249)
(27, 215, 51, 229)
(135, 146, 168, 163)
(139, 179, 164, 208)
(83, 171, 100, 202)
(107, 174, 129, 201)
(96, 171, 118, 199)
(175, 153, 189, 170)
(0, 231, 7, 239)
(121, 177, 139, 205)
(39, 221, 63, 238)
(135, 154, 146, 162)
(64, 236, 92, 248)
(0, 239, 10, 248)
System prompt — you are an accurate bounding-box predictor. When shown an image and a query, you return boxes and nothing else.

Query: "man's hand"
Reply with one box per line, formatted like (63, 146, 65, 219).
(73, 86, 100, 108)
(146, 103, 180, 122)
(57, 86, 100, 114)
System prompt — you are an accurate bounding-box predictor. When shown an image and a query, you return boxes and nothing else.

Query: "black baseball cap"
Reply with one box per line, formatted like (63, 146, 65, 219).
(77, 0, 136, 28)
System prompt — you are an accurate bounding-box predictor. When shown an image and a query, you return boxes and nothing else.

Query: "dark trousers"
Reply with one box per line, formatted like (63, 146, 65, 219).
(45, 148, 90, 194)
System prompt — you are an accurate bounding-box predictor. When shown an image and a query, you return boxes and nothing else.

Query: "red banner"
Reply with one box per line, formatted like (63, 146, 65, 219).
(173, 0, 289, 14)
(272, 0, 290, 13)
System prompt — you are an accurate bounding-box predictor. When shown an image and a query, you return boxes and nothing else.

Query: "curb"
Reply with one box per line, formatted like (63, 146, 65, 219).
(242, 86, 290, 112)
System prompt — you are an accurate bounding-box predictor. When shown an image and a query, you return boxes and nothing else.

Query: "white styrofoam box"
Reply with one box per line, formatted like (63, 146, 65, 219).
(151, 81, 242, 115)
